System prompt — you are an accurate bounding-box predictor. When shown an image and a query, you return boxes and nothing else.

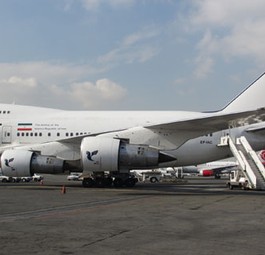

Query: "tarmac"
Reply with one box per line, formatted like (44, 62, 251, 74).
(1, 175, 265, 255)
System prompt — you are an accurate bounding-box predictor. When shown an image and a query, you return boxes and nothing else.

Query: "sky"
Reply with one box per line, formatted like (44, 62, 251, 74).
(1, 0, 265, 111)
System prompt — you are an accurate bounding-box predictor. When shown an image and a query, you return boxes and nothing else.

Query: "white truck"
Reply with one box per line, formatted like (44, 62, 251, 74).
(132, 168, 182, 183)
(32, 174, 43, 182)
(131, 170, 163, 183)
(226, 170, 250, 190)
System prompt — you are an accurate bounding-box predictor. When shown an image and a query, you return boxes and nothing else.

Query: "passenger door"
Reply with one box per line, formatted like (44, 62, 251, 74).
(2, 126, 12, 144)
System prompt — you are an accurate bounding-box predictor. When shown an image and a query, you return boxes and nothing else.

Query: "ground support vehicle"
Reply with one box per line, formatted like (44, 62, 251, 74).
(32, 174, 43, 182)
(226, 170, 250, 190)
(67, 172, 83, 181)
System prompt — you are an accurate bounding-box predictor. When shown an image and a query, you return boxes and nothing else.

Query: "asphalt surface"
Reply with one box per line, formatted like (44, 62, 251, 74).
(0, 175, 265, 255)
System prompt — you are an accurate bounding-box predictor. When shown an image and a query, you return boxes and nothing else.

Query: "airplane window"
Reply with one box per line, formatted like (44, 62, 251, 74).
(26, 133, 29, 137)
(76, 132, 79, 136)
(35, 133, 38, 136)
(30, 133, 33, 136)
(3, 111, 6, 114)
(39, 133, 42, 137)
(48, 133, 51, 136)
(66, 133, 69, 137)
(57, 133, 60, 137)
(70, 132, 73, 136)
(22, 133, 25, 137)
(7, 111, 10, 114)
(17, 133, 20, 136)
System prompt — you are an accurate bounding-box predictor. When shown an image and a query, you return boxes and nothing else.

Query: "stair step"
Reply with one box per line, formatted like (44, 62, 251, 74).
(226, 135, 265, 190)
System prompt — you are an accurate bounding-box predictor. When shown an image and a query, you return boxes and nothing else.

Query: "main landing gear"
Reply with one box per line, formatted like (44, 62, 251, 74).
(82, 172, 138, 188)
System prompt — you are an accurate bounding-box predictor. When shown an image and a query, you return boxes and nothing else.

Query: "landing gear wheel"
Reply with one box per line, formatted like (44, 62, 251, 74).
(103, 177, 113, 188)
(82, 178, 94, 188)
(113, 178, 124, 188)
(150, 177, 158, 183)
(95, 177, 105, 188)
(92, 177, 112, 188)
(124, 178, 137, 187)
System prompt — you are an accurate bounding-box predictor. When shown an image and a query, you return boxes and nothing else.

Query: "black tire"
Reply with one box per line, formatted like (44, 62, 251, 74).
(150, 177, 158, 183)
(82, 178, 94, 188)
(95, 177, 105, 188)
(124, 178, 136, 188)
(103, 177, 113, 188)
(113, 178, 124, 188)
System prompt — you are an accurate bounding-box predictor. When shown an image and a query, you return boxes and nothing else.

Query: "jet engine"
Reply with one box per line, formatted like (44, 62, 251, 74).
(0, 149, 64, 177)
(81, 136, 175, 173)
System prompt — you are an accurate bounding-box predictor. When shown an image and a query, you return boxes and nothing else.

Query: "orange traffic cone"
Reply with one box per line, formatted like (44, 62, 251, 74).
(61, 185, 66, 194)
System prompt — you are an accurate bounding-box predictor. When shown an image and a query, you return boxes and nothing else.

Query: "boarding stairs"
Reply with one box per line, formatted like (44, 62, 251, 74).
(219, 136, 265, 190)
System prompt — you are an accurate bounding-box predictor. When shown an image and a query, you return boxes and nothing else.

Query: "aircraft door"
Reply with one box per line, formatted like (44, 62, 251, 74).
(2, 126, 12, 144)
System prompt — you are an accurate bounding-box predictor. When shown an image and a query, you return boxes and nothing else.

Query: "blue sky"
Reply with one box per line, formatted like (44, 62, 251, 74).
(0, 0, 265, 111)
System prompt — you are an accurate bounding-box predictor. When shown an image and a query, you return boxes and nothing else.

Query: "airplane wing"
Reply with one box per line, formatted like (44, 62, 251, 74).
(147, 108, 265, 131)
(245, 123, 265, 133)
(210, 165, 237, 173)
(143, 108, 265, 149)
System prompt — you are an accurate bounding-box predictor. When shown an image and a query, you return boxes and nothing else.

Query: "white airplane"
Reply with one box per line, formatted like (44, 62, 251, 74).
(195, 161, 238, 177)
(1, 73, 265, 188)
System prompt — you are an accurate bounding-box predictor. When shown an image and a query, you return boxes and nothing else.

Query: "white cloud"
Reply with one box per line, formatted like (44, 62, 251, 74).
(193, 30, 216, 78)
(0, 62, 99, 84)
(48, 78, 127, 109)
(68, 79, 127, 109)
(0, 76, 39, 105)
(81, 0, 100, 10)
(190, 0, 265, 27)
(81, 0, 134, 10)
(0, 76, 37, 88)
(108, 0, 134, 8)
(185, 0, 265, 76)
(0, 62, 127, 110)
(221, 20, 265, 59)
(63, 0, 74, 11)
(98, 27, 160, 65)
(193, 56, 214, 79)
(122, 29, 160, 47)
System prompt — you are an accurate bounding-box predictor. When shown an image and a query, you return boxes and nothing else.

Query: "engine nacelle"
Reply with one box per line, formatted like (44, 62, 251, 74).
(81, 137, 167, 173)
(1, 150, 64, 177)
